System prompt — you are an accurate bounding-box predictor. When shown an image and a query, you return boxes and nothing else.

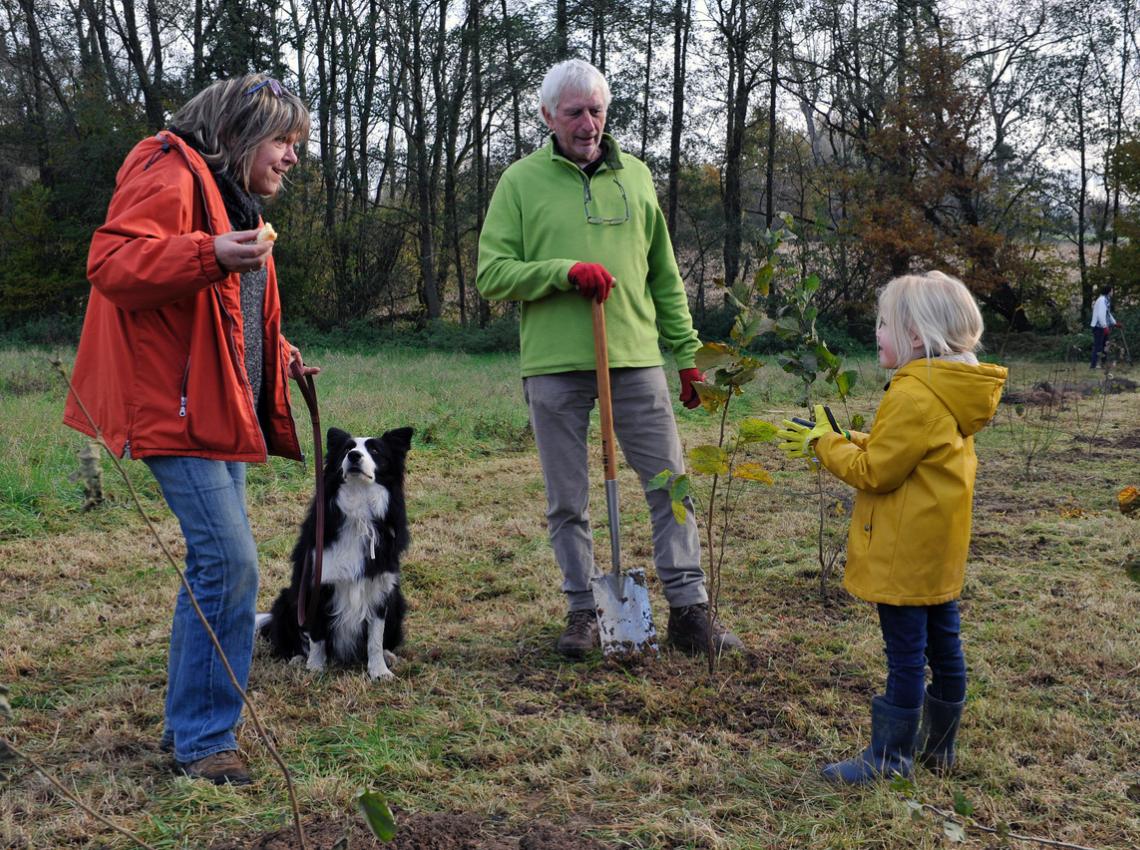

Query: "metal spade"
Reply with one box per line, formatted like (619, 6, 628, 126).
(589, 299, 659, 657)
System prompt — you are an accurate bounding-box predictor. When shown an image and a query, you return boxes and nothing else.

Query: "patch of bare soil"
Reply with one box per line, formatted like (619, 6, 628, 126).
(209, 811, 612, 850)
(1001, 376, 1138, 406)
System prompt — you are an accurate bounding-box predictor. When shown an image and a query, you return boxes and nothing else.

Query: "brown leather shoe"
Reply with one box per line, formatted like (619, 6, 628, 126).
(178, 750, 251, 786)
(667, 603, 744, 655)
(556, 610, 599, 658)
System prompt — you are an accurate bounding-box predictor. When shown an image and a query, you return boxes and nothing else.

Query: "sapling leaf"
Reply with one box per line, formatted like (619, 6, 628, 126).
(952, 789, 974, 817)
(754, 265, 773, 297)
(647, 470, 673, 491)
(738, 418, 779, 443)
(802, 274, 821, 294)
(851, 413, 866, 430)
(744, 315, 777, 339)
(695, 342, 734, 372)
(689, 446, 729, 475)
(888, 774, 917, 794)
(696, 383, 730, 412)
(669, 474, 691, 502)
(943, 820, 966, 843)
(356, 789, 397, 841)
(671, 500, 687, 525)
(733, 462, 773, 484)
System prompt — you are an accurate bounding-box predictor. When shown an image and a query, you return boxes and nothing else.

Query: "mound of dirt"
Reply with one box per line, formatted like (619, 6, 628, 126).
(209, 811, 613, 850)
(1002, 376, 1138, 406)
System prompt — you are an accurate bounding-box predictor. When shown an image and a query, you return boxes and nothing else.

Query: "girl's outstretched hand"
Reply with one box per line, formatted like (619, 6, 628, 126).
(776, 403, 833, 459)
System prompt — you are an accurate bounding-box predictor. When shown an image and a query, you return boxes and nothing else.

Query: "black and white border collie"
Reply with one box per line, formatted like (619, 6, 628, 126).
(259, 426, 413, 680)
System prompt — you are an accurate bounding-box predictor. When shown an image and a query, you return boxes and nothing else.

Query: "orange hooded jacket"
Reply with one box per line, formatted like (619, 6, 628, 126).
(63, 131, 302, 463)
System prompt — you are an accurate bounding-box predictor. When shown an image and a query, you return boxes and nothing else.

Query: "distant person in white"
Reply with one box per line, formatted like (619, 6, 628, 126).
(1089, 284, 1121, 368)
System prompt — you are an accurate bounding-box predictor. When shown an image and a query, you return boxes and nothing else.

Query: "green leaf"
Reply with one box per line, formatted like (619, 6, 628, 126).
(671, 499, 687, 525)
(776, 316, 799, 335)
(802, 274, 821, 294)
(888, 774, 917, 795)
(731, 281, 751, 306)
(733, 462, 773, 484)
(694, 342, 735, 372)
(952, 789, 975, 817)
(689, 445, 729, 475)
(668, 474, 691, 503)
(851, 413, 866, 430)
(744, 315, 777, 339)
(647, 469, 673, 492)
(696, 383, 731, 412)
(356, 790, 397, 842)
(836, 369, 858, 397)
(738, 418, 779, 443)
(754, 264, 773, 297)
(814, 342, 838, 369)
(943, 820, 966, 843)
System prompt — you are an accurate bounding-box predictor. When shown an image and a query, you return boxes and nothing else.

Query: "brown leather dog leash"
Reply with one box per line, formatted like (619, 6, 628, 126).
(294, 373, 324, 628)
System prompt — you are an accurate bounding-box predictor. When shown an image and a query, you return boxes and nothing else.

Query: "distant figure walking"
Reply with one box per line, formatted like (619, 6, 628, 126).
(1090, 284, 1121, 368)
(476, 59, 742, 659)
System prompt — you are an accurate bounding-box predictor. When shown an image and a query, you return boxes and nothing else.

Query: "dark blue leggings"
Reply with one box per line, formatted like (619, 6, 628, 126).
(877, 600, 966, 709)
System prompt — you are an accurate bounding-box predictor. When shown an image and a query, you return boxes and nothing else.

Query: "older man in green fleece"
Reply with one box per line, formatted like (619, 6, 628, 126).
(476, 58, 742, 659)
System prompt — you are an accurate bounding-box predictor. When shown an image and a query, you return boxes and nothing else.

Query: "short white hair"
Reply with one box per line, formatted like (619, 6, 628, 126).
(539, 59, 612, 120)
(878, 271, 984, 366)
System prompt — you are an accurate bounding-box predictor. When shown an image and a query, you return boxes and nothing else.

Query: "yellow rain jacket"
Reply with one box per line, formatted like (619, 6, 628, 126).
(815, 358, 1008, 606)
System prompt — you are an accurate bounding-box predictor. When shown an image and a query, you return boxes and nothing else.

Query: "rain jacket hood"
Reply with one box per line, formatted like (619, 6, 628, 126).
(896, 359, 1007, 437)
(815, 357, 1008, 606)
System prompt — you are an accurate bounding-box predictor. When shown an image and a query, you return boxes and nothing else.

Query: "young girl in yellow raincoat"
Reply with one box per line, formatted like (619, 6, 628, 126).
(778, 271, 1007, 784)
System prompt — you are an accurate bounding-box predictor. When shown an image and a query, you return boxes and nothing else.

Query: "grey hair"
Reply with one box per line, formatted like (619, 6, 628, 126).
(878, 271, 984, 367)
(170, 74, 310, 195)
(538, 59, 612, 121)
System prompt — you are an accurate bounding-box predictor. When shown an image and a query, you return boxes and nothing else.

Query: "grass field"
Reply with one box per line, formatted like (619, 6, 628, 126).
(1, 344, 1138, 849)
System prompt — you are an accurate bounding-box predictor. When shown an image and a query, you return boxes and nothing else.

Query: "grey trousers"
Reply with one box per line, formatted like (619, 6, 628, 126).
(523, 366, 708, 612)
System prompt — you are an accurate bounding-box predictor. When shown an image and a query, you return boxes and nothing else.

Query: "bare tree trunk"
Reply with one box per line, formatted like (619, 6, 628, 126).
(640, 0, 654, 159)
(666, 0, 691, 236)
(764, 0, 779, 230)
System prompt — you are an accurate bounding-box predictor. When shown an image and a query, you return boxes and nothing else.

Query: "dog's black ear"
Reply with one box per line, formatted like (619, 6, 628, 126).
(326, 427, 351, 453)
(382, 426, 414, 455)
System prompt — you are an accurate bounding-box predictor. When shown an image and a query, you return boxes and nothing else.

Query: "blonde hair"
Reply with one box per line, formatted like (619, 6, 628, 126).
(539, 59, 612, 121)
(170, 74, 310, 194)
(878, 271, 984, 367)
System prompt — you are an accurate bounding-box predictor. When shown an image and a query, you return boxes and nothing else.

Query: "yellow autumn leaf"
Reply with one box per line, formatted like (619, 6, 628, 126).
(733, 462, 772, 484)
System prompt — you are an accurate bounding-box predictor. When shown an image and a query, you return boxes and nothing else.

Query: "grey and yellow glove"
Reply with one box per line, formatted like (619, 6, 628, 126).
(776, 404, 847, 459)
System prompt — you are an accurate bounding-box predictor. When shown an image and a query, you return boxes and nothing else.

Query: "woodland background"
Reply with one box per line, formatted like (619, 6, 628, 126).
(1, 0, 1139, 342)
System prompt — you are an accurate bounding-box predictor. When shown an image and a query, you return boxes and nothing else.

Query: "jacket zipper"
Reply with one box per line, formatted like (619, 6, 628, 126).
(179, 357, 191, 417)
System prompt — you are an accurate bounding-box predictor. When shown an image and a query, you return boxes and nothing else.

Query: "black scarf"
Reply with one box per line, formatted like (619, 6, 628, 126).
(169, 127, 263, 231)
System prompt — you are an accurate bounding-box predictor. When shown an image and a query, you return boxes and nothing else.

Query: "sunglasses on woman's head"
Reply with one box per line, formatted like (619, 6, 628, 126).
(244, 78, 284, 98)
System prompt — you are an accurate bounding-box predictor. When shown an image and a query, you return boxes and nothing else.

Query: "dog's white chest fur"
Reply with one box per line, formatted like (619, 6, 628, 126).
(320, 482, 391, 584)
(329, 572, 399, 660)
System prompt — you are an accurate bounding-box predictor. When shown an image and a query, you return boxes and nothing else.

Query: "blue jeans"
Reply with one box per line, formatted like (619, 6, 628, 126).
(144, 457, 259, 764)
(877, 600, 966, 709)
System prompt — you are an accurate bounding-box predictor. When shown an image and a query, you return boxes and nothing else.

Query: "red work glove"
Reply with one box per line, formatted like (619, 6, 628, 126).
(678, 368, 705, 409)
(568, 262, 615, 303)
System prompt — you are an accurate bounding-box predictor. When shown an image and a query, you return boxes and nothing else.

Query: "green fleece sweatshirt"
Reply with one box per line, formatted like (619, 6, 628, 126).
(476, 135, 700, 377)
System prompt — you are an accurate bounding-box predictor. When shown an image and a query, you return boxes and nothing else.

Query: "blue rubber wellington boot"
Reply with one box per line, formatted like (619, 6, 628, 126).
(917, 689, 965, 773)
(822, 696, 921, 785)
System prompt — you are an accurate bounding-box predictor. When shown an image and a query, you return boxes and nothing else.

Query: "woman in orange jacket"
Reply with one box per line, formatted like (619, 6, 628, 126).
(778, 271, 1007, 784)
(64, 74, 316, 786)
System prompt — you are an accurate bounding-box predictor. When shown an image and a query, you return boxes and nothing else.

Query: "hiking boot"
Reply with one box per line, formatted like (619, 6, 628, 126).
(178, 750, 251, 786)
(667, 603, 744, 655)
(556, 610, 599, 658)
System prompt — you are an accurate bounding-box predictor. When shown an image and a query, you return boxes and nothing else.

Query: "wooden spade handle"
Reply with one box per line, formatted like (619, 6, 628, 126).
(592, 300, 616, 483)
